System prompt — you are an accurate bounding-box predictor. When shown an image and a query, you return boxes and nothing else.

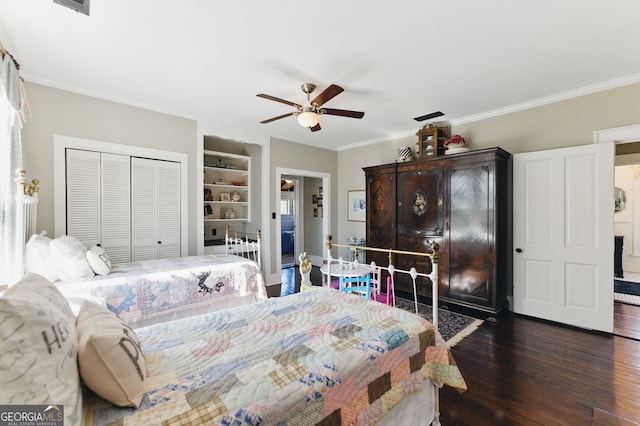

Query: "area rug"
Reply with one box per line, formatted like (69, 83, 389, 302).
(614, 279, 640, 306)
(394, 297, 483, 347)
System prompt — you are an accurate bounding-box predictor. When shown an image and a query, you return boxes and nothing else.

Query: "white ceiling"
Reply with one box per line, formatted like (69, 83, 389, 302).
(2, 0, 640, 151)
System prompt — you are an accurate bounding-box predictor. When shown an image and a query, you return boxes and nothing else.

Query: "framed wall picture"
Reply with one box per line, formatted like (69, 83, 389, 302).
(348, 190, 366, 222)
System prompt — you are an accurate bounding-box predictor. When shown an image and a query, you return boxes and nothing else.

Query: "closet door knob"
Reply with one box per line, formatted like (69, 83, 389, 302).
(515, 248, 523, 253)
(158, 241, 162, 244)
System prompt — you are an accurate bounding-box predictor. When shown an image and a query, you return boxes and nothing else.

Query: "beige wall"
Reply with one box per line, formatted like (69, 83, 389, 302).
(337, 82, 640, 244)
(269, 138, 338, 273)
(22, 82, 199, 254)
(22, 79, 640, 273)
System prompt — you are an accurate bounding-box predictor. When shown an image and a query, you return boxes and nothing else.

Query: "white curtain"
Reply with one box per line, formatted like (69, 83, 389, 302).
(0, 51, 27, 286)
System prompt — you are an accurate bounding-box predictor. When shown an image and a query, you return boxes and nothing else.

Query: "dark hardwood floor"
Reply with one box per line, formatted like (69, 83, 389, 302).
(276, 267, 640, 424)
(440, 303, 640, 425)
(615, 301, 640, 340)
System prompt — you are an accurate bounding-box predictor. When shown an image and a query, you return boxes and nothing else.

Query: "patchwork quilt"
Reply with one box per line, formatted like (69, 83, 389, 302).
(57, 255, 267, 327)
(84, 288, 466, 425)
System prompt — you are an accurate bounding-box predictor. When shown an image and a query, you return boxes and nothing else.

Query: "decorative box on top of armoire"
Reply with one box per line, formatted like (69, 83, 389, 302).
(364, 147, 512, 315)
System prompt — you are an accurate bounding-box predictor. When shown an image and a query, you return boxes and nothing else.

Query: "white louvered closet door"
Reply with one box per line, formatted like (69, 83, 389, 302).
(157, 161, 181, 258)
(66, 150, 131, 262)
(66, 149, 101, 248)
(131, 157, 181, 261)
(100, 153, 131, 263)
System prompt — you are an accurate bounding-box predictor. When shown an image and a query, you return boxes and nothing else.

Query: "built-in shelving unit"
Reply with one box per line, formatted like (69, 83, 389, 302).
(203, 150, 251, 254)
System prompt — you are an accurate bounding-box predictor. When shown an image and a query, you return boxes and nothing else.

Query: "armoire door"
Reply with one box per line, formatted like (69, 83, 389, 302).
(131, 157, 180, 261)
(395, 165, 444, 297)
(444, 160, 496, 310)
(365, 163, 396, 269)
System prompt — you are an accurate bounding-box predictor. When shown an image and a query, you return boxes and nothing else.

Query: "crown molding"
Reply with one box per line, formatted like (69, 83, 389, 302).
(451, 73, 640, 126)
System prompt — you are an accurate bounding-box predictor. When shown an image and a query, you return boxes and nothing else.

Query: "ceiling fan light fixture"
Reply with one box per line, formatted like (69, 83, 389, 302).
(297, 110, 320, 128)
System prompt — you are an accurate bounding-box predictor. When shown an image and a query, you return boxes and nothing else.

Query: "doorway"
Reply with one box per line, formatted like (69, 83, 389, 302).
(275, 168, 330, 273)
(280, 176, 297, 267)
(597, 124, 640, 339)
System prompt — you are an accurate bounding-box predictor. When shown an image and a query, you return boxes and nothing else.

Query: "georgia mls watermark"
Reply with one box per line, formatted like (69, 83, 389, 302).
(0, 405, 63, 426)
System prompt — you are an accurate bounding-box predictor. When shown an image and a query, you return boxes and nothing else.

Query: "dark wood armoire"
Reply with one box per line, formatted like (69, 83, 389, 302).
(364, 147, 512, 314)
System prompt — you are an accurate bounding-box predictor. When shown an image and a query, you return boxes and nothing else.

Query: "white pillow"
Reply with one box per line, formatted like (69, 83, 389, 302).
(0, 273, 83, 425)
(25, 232, 58, 282)
(86, 245, 112, 276)
(49, 235, 94, 282)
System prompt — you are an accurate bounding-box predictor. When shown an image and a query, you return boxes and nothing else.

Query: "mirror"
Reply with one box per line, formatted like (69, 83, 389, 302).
(615, 186, 626, 212)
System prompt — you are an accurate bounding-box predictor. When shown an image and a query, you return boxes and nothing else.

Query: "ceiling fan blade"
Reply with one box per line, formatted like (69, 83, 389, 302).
(310, 123, 321, 132)
(311, 84, 344, 107)
(320, 108, 365, 119)
(256, 93, 302, 108)
(260, 112, 295, 124)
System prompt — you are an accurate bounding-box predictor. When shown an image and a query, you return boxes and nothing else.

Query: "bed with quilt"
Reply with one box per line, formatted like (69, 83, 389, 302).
(1, 272, 465, 426)
(23, 230, 265, 328)
(57, 253, 267, 327)
(85, 287, 465, 425)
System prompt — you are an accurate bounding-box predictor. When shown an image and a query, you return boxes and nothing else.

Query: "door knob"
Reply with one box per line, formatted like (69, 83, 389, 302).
(515, 248, 523, 253)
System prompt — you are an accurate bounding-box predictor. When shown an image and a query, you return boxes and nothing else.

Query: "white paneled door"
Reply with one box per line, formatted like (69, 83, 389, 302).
(513, 143, 614, 332)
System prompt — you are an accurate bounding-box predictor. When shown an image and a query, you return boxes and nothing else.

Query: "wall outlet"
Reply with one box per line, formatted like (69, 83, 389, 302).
(212, 228, 216, 236)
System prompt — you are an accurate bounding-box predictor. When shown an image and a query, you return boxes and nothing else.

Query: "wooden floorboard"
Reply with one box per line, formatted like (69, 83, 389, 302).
(440, 309, 640, 425)
(615, 301, 640, 340)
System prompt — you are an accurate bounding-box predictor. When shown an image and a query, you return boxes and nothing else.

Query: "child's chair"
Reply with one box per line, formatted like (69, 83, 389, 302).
(339, 274, 371, 299)
(370, 264, 394, 306)
(371, 276, 394, 305)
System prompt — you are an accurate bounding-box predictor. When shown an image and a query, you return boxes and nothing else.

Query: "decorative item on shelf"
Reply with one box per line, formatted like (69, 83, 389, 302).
(216, 158, 226, 168)
(396, 146, 414, 162)
(223, 208, 236, 219)
(231, 180, 244, 186)
(230, 191, 241, 202)
(416, 124, 449, 158)
(204, 188, 213, 201)
(220, 192, 231, 202)
(205, 204, 213, 218)
(444, 134, 471, 155)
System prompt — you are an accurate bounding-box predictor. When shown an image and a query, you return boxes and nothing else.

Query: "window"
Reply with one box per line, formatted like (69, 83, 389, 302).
(280, 199, 294, 215)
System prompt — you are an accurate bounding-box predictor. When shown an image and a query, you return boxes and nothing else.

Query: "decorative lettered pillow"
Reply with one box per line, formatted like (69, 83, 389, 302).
(0, 273, 83, 425)
(86, 245, 112, 276)
(49, 235, 94, 282)
(76, 300, 146, 408)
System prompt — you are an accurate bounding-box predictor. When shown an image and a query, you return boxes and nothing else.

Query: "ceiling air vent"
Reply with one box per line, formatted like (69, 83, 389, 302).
(413, 111, 444, 122)
(53, 0, 90, 16)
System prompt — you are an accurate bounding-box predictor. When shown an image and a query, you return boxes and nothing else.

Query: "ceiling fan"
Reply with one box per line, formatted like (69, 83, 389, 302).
(257, 83, 365, 132)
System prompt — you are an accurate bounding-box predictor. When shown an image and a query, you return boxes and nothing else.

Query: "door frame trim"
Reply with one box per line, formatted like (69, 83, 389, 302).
(594, 124, 640, 145)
